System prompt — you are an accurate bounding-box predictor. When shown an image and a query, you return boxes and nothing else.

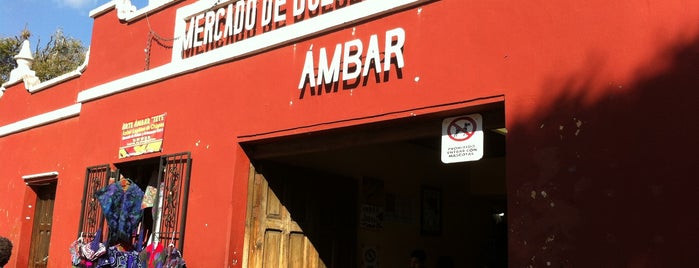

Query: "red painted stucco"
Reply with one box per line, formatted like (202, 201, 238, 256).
(1, 0, 698, 267)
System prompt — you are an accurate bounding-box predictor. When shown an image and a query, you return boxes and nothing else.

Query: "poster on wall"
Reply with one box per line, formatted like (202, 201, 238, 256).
(119, 113, 167, 158)
(360, 204, 384, 230)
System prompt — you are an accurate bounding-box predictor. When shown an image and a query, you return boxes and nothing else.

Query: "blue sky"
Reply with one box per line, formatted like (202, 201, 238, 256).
(0, 0, 149, 48)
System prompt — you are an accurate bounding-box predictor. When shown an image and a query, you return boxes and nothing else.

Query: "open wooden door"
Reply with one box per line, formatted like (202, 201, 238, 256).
(28, 183, 56, 268)
(246, 163, 356, 268)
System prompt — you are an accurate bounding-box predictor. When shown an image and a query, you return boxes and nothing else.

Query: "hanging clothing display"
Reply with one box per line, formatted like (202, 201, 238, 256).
(95, 246, 143, 268)
(143, 243, 164, 267)
(141, 185, 158, 209)
(147, 182, 165, 246)
(163, 245, 186, 267)
(95, 180, 145, 246)
(72, 173, 186, 267)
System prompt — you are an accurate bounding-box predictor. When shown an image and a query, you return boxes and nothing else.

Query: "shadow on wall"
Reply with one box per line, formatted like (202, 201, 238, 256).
(507, 30, 699, 267)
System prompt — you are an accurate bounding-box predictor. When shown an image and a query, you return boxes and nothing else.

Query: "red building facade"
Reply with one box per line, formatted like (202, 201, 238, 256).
(1, 0, 698, 267)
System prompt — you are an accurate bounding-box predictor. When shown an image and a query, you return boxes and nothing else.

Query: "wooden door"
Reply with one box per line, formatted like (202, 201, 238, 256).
(28, 184, 56, 268)
(246, 163, 356, 268)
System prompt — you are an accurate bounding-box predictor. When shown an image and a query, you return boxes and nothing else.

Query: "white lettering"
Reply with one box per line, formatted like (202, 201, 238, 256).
(274, 0, 286, 23)
(317, 43, 342, 85)
(223, 4, 234, 37)
(298, 49, 316, 89)
(234, 1, 245, 35)
(204, 10, 216, 44)
(182, 17, 196, 50)
(180, 0, 379, 57)
(384, 27, 405, 71)
(261, 0, 273, 26)
(245, 0, 257, 31)
(362, 34, 381, 76)
(214, 7, 226, 41)
(298, 28, 407, 98)
(308, 0, 319, 12)
(193, 13, 205, 47)
(293, 0, 304, 17)
(342, 39, 363, 81)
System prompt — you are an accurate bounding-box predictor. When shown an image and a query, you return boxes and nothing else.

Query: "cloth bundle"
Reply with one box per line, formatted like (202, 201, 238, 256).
(71, 214, 108, 267)
(69, 233, 107, 268)
(139, 243, 187, 268)
(95, 182, 145, 245)
(94, 246, 144, 268)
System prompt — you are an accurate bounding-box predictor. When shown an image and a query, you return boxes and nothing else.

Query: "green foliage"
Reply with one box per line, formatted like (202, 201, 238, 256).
(0, 36, 21, 84)
(0, 29, 86, 85)
(32, 29, 87, 82)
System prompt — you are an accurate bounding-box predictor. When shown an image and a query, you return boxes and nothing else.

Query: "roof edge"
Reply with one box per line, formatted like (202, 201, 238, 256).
(28, 49, 90, 93)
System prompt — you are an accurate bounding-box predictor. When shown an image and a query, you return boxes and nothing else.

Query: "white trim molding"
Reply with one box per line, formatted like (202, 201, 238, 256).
(22, 171, 59, 185)
(90, 0, 182, 21)
(22, 171, 59, 180)
(0, 104, 81, 137)
(28, 71, 81, 93)
(90, 1, 117, 18)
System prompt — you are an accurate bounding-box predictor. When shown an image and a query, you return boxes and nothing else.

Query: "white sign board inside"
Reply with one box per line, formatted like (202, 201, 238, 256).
(441, 113, 484, 163)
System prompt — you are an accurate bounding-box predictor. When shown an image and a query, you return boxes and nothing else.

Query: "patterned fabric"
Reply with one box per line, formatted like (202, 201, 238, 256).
(95, 182, 145, 245)
(143, 243, 164, 267)
(70, 235, 107, 267)
(95, 246, 143, 268)
(135, 243, 186, 268)
(70, 238, 84, 265)
(80, 242, 107, 261)
(141, 186, 158, 209)
(163, 245, 186, 268)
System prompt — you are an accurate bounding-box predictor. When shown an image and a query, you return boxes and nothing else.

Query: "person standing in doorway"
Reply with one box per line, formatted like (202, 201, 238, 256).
(0, 236, 12, 268)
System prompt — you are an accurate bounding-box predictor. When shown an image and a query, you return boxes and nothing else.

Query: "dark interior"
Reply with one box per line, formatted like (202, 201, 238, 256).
(244, 103, 507, 267)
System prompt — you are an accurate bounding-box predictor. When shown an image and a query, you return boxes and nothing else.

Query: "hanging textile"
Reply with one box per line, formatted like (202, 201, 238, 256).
(95, 181, 145, 246)
(163, 244, 186, 268)
(70, 237, 83, 266)
(129, 242, 186, 268)
(81, 217, 107, 261)
(92, 213, 147, 268)
(141, 242, 164, 267)
(141, 185, 158, 209)
(147, 182, 165, 246)
(94, 246, 143, 268)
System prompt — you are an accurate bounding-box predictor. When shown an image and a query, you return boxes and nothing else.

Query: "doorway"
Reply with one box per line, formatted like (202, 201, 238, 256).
(28, 183, 56, 268)
(243, 104, 507, 267)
